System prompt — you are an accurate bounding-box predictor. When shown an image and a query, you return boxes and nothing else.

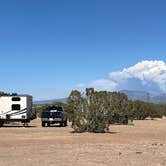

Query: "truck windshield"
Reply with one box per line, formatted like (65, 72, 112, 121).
(46, 106, 63, 112)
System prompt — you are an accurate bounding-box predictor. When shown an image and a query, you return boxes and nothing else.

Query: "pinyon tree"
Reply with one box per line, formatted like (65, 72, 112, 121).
(67, 88, 130, 133)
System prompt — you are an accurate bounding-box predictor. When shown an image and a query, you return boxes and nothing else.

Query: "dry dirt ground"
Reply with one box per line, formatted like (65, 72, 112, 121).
(1, 119, 166, 166)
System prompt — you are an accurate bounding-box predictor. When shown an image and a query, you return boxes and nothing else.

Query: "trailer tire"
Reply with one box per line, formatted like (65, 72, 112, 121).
(23, 122, 29, 127)
(0, 121, 4, 128)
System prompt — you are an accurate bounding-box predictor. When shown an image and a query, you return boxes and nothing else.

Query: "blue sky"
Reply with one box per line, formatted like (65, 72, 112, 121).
(0, 0, 166, 100)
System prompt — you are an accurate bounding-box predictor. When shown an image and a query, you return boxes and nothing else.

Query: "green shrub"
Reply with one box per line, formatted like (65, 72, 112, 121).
(68, 88, 130, 133)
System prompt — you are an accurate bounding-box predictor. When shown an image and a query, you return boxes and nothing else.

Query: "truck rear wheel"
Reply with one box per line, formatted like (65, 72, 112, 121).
(64, 120, 67, 127)
(60, 121, 63, 127)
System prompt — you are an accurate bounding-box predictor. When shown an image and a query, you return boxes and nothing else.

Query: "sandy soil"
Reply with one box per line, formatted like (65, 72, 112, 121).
(0, 118, 166, 166)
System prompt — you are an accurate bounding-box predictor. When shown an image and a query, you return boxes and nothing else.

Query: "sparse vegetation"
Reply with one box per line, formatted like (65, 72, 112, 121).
(67, 88, 131, 133)
(67, 88, 166, 133)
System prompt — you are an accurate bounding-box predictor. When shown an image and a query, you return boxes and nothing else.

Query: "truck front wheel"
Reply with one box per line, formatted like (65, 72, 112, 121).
(42, 122, 46, 127)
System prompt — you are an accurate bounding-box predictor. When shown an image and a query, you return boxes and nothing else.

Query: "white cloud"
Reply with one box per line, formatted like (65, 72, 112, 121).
(88, 60, 166, 93)
(76, 83, 86, 88)
(91, 79, 117, 91)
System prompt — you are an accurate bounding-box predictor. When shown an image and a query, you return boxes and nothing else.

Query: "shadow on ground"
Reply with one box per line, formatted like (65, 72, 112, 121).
(2, 125, 37, 128)
(70, 131, 119, 134)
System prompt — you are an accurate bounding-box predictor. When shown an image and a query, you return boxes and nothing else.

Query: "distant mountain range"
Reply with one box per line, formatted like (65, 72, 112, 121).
(34, 98, 67, 105)
(121, 90, 166, 103)
(34, 90, 166, 105)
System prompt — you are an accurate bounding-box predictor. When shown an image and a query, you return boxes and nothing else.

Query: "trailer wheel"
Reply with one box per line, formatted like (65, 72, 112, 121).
(0, 121, 4, 128)
(42, 122, 46, 127)
(23, 122, 29, 127)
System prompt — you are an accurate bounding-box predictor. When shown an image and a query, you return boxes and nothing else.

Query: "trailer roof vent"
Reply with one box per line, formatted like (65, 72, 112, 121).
(12, 97, 21, 101)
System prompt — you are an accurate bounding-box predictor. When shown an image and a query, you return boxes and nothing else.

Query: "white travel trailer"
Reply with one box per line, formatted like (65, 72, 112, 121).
(0, 95, 36, 127)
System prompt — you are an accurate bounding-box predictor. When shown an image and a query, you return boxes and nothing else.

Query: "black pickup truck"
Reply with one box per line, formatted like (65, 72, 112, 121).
(41, 106, 67, 127)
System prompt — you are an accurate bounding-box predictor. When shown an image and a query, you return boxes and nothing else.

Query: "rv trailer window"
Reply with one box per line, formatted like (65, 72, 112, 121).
(12, 97, 21, 101)
(12, 104, 20, 110)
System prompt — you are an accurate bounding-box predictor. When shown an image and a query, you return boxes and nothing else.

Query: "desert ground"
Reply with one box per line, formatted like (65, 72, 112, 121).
(0, 119, 166, 166)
